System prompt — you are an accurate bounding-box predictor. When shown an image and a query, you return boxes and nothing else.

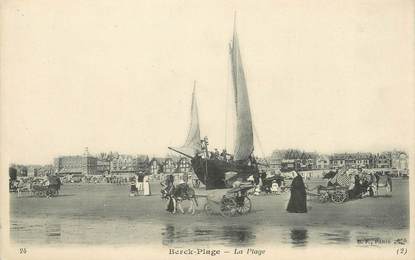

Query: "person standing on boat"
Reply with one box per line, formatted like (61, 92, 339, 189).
(220, 149, 227, 161)
(213, 149, 220, 159)
(200, 137, 209, 158)
(286, 171, 307, 213)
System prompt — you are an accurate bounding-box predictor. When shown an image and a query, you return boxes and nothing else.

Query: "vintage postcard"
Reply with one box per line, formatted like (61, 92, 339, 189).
(1, 0, 414, 259)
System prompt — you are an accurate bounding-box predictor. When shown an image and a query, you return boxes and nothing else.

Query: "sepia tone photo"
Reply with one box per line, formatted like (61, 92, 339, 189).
(1, 0, 414, 259)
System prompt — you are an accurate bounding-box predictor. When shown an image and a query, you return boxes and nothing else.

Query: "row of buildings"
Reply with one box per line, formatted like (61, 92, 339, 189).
(12, 148, 194, 178)
(53, 149, 194, 178)
(267, 149, 409, 175)
(11, 148, 409, 178)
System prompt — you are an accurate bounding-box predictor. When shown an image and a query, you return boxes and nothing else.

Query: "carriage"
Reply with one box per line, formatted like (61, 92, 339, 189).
(307, 167, 389, 203)
(204, 184, 254, 217)
(306, 168, 351, 204)
(311, 185, 349, 203)
(31, 176, 62, 198)
(31, 184, 60, 197)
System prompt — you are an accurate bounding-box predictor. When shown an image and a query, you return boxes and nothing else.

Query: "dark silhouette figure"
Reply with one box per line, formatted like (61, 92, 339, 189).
(286, 172, 307, 213)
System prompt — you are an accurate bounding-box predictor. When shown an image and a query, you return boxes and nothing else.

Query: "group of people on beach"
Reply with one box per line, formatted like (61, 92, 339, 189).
(287, 168, 395, 214)
(129, 172, 151, 196)
(11, 174, 63, 198)
(247, 171, 286, 195)
(345, 169, 392, 199)
(156, 156, 391, 216)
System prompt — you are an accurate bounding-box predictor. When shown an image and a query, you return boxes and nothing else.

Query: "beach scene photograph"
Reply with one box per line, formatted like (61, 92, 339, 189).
(1, 0, 414, 259)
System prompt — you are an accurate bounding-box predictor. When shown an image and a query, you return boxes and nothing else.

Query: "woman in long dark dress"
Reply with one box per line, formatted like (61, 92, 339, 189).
(351, 175, 362, 199)
(286, 172, 307, 213)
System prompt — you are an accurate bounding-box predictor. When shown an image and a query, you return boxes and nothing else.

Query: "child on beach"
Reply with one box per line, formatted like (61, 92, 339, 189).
(271, 180, 279, 194)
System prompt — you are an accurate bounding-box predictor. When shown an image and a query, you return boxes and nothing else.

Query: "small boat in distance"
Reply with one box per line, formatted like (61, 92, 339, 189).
(169, 21, 259, 190)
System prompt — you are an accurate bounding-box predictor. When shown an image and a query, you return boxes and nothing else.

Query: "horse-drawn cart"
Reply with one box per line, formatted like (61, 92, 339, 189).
(308, 186, 349, 204)
(307, 167, 351, 204)
(204, 184, 253, 217)
(31, 176, 62, 198)
(32, 184, 60, 197)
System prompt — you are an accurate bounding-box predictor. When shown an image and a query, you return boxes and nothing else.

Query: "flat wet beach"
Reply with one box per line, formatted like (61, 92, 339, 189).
(10, 179, 409, 247)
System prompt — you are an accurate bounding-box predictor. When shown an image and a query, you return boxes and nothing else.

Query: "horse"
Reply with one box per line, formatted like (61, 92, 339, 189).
(173, 183, 199, 215)
(46, 183, 61, 197)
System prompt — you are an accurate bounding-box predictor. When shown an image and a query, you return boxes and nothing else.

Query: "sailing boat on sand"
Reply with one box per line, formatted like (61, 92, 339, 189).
(169, 22, 259, 190)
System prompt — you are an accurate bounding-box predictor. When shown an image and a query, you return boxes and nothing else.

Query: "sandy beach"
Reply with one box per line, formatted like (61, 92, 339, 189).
(10, 178, 409, 246)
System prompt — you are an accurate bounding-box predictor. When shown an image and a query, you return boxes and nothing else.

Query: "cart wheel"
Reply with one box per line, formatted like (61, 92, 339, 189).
(51, 189, 58, 197)
(236, 197, 252, 215)
(319, 192, 329, 203)
(331, 190, 347, 203)
(220, 198, 238, 217)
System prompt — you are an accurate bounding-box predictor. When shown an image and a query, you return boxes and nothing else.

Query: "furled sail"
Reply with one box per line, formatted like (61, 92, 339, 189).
(230, 26, 254, 161)
(174, 83, 201, 157)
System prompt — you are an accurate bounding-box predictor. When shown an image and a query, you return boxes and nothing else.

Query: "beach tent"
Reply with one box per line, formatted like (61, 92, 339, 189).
(323, 171, 337, 179)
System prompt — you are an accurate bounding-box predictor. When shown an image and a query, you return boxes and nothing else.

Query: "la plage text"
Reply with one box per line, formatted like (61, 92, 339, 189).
(169, 248, 265, 256)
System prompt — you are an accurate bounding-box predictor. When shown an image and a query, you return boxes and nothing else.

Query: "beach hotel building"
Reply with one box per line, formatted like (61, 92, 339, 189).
(54, 147, 98, 176)
(54, 155, 98, 175)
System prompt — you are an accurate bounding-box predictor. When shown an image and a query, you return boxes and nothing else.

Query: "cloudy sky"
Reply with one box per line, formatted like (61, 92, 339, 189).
(2, 0, 414, 164)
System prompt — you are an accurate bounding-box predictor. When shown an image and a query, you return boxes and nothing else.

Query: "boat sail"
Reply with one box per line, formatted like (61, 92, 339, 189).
(169, 22, 259, 190)
(230, 26, 254, 161)
(170, 83, 201, 157)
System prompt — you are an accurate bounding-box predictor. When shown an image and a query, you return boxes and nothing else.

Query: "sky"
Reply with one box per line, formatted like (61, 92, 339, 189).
(1, 0, 414, 164)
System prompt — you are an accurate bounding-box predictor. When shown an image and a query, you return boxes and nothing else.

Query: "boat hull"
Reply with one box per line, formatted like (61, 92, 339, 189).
(191, 156, 259, 190)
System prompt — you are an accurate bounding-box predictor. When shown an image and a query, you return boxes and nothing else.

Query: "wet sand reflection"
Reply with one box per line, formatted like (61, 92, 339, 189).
(11, 219, 407, 247)
(290, 229, 308, 247)
(45, 223, 61, 243)
(319, 230, 351, 245)
(162, 224, 255, 247)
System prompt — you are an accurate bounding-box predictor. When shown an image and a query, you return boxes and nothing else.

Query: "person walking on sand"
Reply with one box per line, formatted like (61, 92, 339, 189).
(143, 175, 151, 196)
(136, 172, 144, 195)
(286, 171, 307, 213)
(130, 176, 138, 196)
(163, 175, 176, 213)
